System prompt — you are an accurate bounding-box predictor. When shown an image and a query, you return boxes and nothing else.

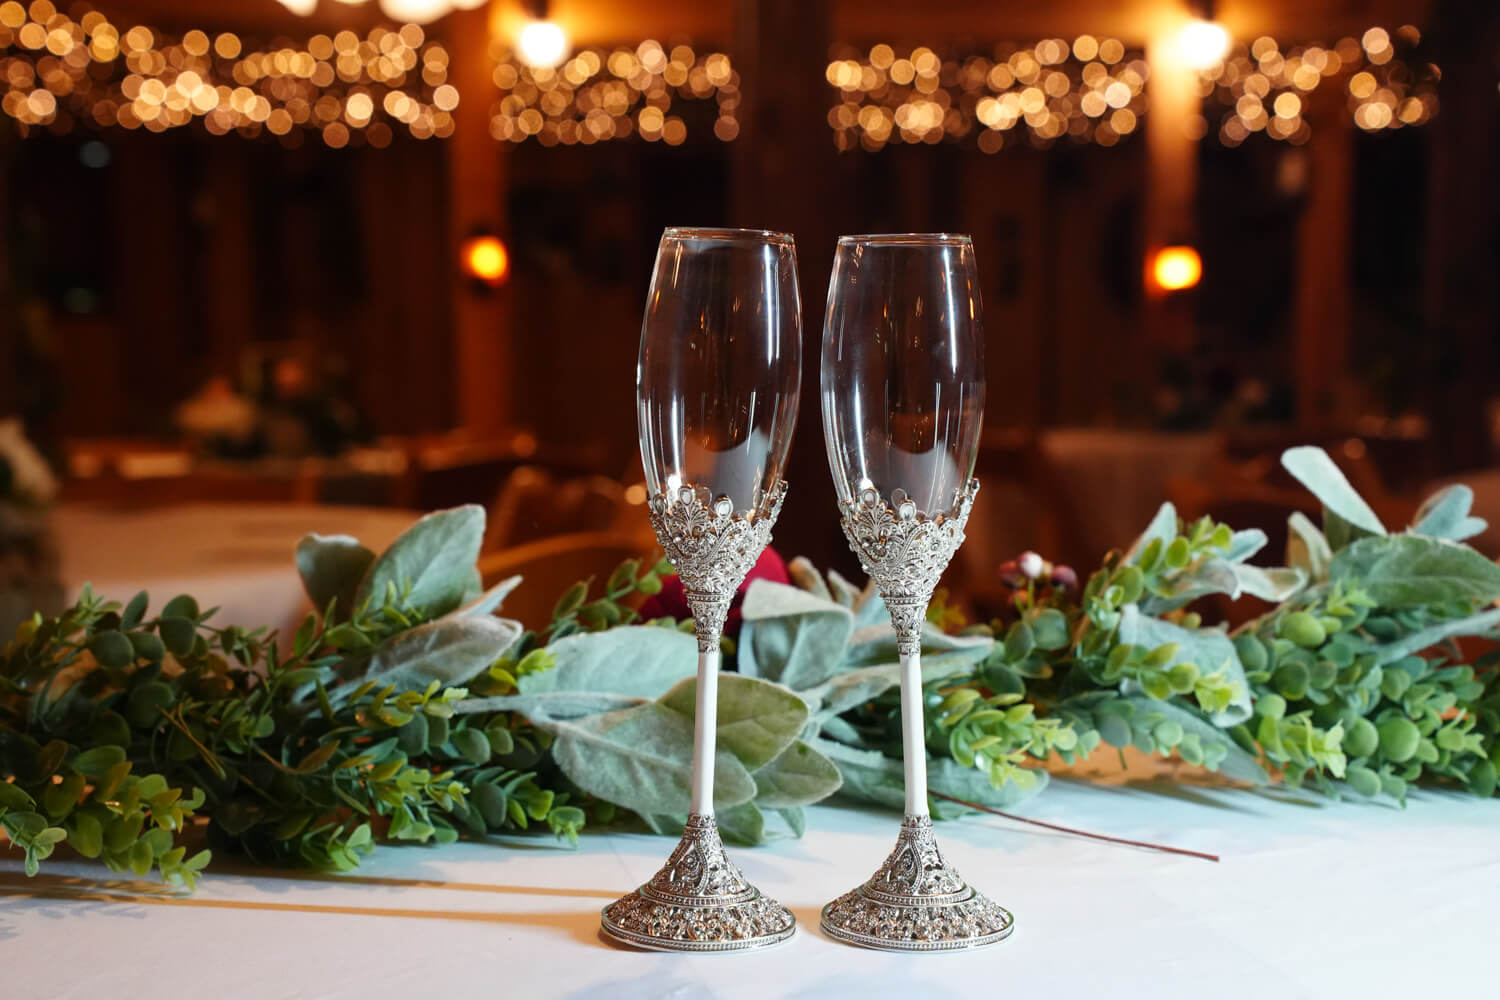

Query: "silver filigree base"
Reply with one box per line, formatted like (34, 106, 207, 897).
(601, 814, 796, 952)
(820, 815, 1014, 952)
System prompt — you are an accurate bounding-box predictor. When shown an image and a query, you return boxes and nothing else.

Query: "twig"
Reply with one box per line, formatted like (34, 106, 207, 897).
(930, 791, 1220, 862)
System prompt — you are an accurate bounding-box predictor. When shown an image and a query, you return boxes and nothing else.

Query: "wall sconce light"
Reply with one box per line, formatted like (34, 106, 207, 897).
(461, 232, 510, 289)
(1149, 245, 1203, 292)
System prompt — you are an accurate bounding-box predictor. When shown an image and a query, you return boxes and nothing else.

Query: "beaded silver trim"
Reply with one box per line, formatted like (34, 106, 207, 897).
(601, 814, 796, 952)
(837, 479, 979, 654)
(649, 479, 787, 651)
(820, 814, 1014, 952)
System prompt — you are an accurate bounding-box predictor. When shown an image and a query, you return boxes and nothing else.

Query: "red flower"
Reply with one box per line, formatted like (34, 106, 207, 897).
(639, 547, 790, 639)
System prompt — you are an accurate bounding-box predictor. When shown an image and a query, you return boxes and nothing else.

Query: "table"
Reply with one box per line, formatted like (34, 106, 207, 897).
(5, 751, 1494, 999)
(54, 503, 422, 638)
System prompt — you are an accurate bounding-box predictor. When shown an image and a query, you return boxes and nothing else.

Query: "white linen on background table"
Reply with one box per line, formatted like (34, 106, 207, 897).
(3, 751, 1494, 1000)
(54, 503, 422, 639)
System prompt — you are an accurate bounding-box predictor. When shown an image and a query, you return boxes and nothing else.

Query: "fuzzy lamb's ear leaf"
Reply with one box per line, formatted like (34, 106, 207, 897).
(348, 616, 521, 699)
(1411, 484, 1488, 542)
(519, 626, 697, 699)
(738, 581, 856, 691)
(1126, 502, 1179, 565)
(1332, 534, 1500, 608)
(659, 674, 807, 770)
(750, 739, 842, 808)
(1281, 447, 1386, 541)
(296, 534, 375, 621)
(1286, 512, 1333, 583)
(355, 505, 485, 619)
(547, 702, 757, 817)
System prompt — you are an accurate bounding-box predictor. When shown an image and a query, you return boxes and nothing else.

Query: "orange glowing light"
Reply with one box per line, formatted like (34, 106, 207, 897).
(1150, 245, 1202, 292)
(462, 234, 509, 286)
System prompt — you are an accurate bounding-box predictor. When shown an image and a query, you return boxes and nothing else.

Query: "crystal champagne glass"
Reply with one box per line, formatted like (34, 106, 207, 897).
(818, 234, 1014, 951)
(600, 227, 801, 952)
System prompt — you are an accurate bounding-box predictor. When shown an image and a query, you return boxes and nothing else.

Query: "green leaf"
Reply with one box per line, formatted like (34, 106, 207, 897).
(518, 626, 697, 698)
(355, 506, 486, 619)
(449, 575, 523, 619)
(1410, 484, 1487, 542)
(547, 702, 757, 816)
(73, 745, 127, 778)
(295, 534, 376, 621)
(751, 739, 843, 808)
(1126, 502, 1180, 565)
(346, 616, 521, 702)
(811, 738, 1049, 815)
(1281, 446, 1386, 537)
(714, 802, 765, 846)
(737, 581, 856, 691)
(1367, 607, 1500, 666)
(1286, 512, 1333, 583)
(659, 674, 807, 769)
(1331, 534, 1500, 608)
(1117, 606, 1251, 726)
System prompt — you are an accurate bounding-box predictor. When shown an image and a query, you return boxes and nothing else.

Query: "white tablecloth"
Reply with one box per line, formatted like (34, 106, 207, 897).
(5, 752, 1494, 999)
(54, 503, 422, 638)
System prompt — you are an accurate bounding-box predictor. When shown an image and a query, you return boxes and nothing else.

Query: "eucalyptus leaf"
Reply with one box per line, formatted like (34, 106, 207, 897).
(548, 702, 756, 816)
(295, 534, 375, 622)
(751, 739, 843, 808)
(1411, 484, 1488, 542)
(738, 581, 856, 690)
(659, 674, 807, 769)
(1331, 534, 1500, 608)
(355, 505, 485, 619)
(1114, 695, 1268, 784)
(1281, 446, 1386, 537)
(1117, 605, 1252, 726)
(518, 626, 697, 698)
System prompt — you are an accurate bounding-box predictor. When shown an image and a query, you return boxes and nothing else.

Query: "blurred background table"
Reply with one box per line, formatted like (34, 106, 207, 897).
(3, 751, 1493, 998)
(54, 503, 421, 637)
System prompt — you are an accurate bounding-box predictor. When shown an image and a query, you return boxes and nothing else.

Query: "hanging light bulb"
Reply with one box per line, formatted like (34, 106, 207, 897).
(517, 19, 569, 68)
(1177, 18, 1230, 70)
(378, 0, 454, 24)
(276, 0, 320, 15)
(1149, 245, 1203, 292)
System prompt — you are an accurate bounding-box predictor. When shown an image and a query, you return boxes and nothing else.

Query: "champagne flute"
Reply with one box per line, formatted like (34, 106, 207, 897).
(818, 234, 1014, 951)
(600, 227, 801, 953)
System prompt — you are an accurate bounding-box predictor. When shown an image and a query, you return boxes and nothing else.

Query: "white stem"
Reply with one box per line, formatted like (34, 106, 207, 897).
(690, 648, 719, 816)
(900, 649, 928, 817)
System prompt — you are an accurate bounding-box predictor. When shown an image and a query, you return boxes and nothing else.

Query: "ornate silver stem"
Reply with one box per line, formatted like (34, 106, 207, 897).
(820, 814, 1014, 951)
(601, 814, 796, 952)
(648, 478, 786, 652)
(604, 479, 793, 951)
(837, 479, 979, 654)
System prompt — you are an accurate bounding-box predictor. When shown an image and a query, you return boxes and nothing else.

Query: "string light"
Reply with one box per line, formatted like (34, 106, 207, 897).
(489, 40, 736, 146)
(0, 6, 455, 145)
(827, 39, 1149, 151)
(1201, 26, 1436, 147)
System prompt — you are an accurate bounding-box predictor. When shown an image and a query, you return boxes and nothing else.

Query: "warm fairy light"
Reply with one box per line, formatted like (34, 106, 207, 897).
(1177, 19, 1230, 71)
(1200, 25, 1437, 146)
(1150, 246, 1203, 292)
(827, 39, 1148, 151)
(461, 234, 509, 286)
(0, 11, 457, 144)
(489, 40, 735, 146)
(517, 20, 568, 69)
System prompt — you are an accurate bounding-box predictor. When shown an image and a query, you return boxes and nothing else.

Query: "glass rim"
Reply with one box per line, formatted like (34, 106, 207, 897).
(662, 226, 795, 246)
(837, 233, 972, 246)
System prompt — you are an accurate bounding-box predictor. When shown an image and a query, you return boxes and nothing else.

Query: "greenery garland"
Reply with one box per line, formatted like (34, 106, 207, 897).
(2, 446, 1497, 888)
